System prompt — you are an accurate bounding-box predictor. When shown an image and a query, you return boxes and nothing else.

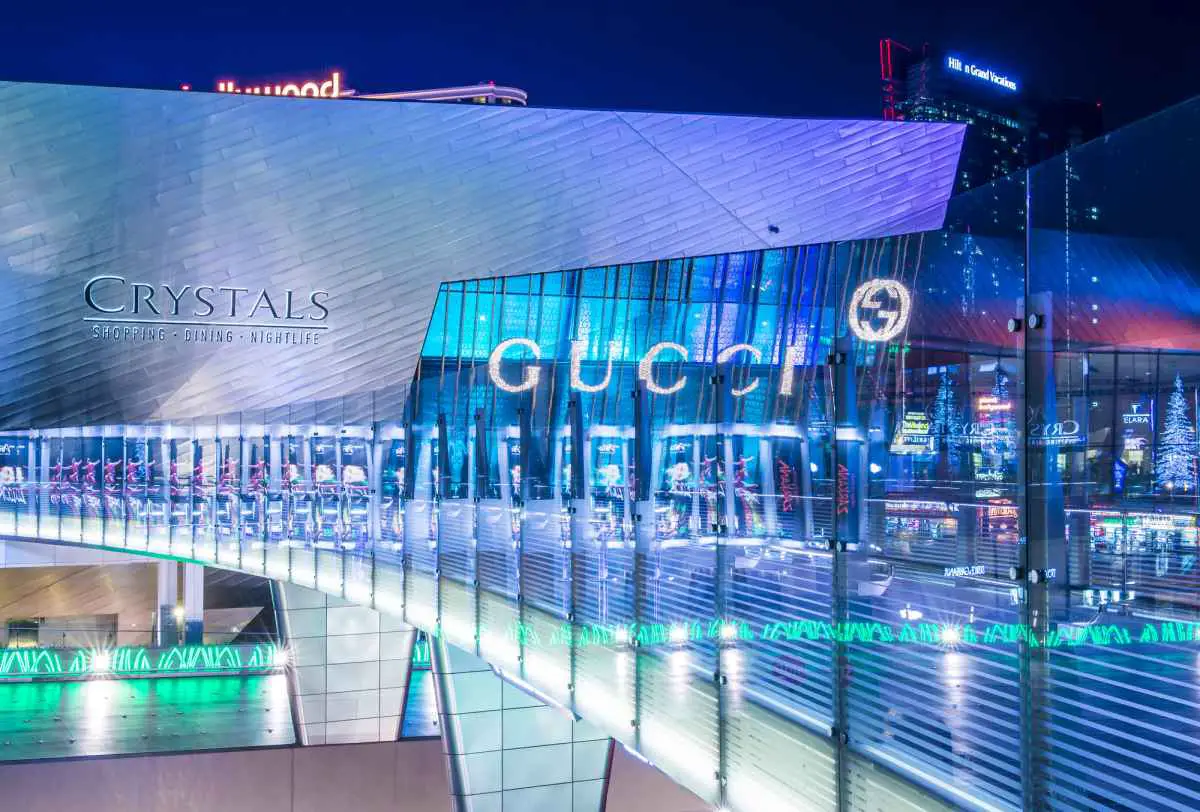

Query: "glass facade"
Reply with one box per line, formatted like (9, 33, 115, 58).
(0, 95, 1198, 811)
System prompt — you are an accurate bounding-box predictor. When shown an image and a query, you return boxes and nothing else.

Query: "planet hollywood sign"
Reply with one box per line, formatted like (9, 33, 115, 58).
(215, 72, 344, 98)
(486, 279, 913, 396)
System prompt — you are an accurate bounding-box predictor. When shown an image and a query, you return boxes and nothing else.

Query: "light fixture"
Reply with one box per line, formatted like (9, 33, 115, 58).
(941, 626, 962, 645)
(614, 627, 630, 646)
(719, 622, 738, 641)
(668, 624, 688, 645)
(91, 651, 112, 673)
(272, 647, 290, 668)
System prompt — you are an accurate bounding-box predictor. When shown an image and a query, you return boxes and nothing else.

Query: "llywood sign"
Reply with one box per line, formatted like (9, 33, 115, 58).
(485, 279, 912, 398)
(214, 71, 346, 98)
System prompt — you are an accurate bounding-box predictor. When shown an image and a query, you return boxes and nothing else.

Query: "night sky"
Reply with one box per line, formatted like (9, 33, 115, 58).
(0, 0, 1195, 130)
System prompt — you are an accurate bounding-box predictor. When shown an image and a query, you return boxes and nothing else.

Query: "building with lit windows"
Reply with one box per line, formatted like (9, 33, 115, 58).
(880, 39, 1103, 193)
(0, 75, 1199, 812)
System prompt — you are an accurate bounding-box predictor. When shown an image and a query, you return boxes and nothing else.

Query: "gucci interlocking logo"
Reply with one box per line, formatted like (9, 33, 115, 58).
(848, 279, 912, 342)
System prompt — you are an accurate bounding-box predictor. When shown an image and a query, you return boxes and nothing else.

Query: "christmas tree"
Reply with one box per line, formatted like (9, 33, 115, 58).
(1157, 373, 1195, 493)
(931, 369, 962, 467)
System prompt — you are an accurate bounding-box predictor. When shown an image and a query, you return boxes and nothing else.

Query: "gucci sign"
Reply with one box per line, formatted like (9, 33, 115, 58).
(848, 279, 912, 343)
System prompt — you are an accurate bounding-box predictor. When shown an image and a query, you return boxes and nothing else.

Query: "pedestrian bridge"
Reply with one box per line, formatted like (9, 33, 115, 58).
(0, 419, 972, 812)
(0, 399, 1197, 812)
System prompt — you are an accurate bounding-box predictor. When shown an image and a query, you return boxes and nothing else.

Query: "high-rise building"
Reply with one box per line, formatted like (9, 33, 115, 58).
(880, 39, 1103, 194)
(881, 39, 1028, 193)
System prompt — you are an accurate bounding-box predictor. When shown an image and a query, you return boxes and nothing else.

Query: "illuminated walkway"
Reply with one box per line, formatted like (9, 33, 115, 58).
(2, 434, 1199, 810)
(0, 674, 293, 761)
(0, 484, 964, 812)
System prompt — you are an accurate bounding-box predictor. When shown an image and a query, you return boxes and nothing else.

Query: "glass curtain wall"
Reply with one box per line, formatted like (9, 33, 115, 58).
(410, 186, 1027, 809)
(1027, 97, 1200, 811)
(404, 94, 1200, 811)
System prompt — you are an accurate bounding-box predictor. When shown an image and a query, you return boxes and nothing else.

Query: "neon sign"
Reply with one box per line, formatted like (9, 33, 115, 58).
(216, 71, 343, 98)
(484, 285, 908, 395)
(891, 410, 931, 455)
(976, 395, 1011, 413)
(946, 56, 1018, 92)
(848, 279, 912, 342)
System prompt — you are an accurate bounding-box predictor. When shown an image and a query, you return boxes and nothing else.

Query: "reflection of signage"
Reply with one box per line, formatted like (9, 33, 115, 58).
(976, 396, 1011, 413)
(83, 276, 330, 347)
(944, 565, 985, 577)
(891, 410, 931, 454)
(900, 411, 929, 440)
(1122, 403, 1151, 425)
(847, 279, 912, 343)
(886, 499, 950, 515)
(216, 72, 344, 98)
(946, 56, 1018, 92)
(1029, 420, 1082, 447)
(836, 464, 850, 516)
(986, 502, 1018, 519)
(956, 422, 999, 446)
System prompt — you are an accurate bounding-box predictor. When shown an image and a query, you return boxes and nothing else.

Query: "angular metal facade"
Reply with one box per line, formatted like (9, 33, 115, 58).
(0, 80, 961, 426)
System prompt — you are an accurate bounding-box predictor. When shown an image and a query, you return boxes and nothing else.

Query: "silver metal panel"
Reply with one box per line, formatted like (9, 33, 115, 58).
(0, 81, 962, 426)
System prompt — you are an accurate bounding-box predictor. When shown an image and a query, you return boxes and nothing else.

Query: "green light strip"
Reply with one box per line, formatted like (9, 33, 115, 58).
(446, 618, 1200, 651)
(0, 643, 285, 680)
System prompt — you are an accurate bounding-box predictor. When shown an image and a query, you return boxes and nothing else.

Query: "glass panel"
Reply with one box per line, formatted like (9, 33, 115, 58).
(1030, 95, 1200, 811)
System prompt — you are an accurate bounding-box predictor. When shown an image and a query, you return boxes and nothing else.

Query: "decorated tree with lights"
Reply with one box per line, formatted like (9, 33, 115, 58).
(984, 369, 1016, 464)
(1156, 373, 1195, 494)
(931, 369, 962, 468)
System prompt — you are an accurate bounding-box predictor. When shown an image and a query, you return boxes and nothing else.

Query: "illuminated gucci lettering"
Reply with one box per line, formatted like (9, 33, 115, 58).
(848, 279, 912, 343)
(638, 342, 689, 395)
(484, 338, 811, 398)
(716, 343, 762, 396)
(777, 343, 808, 397)
(570, 339, 618, 393)
(488, 338, 542, 393)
